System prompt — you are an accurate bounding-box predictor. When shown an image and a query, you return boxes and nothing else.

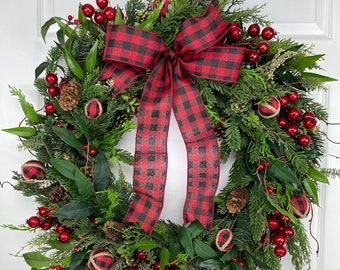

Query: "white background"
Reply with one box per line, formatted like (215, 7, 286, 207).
(1, 0, 340, 269)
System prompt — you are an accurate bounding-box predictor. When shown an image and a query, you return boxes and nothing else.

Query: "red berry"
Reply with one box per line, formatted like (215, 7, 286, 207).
(261, 26, 275, 40)
(74, 19, 81, 25)
(257, 163, 265, 172)
(302, 111, 315, 120)
(104, 7, 116, 20)
(298, 134, 311, 147)
(153, 261, 167, 270)
(89, 148, 97, 156)
(260, 234, 271, 245)
(239, 261, 245, 267)
(277, 117, 288, 128)
(56, 224, 67, 234)
(274, 245, 287, 257)
(232, 257, 238, 263)
(287, 91, 299, 102)
(47, 86, 60, 97)
(45, 73, 58, 85)
(286, 124, 299, 137)
(55, 266, 65, 270)
(55, 121, 63, 128)
(267, 217, 279, 230)
(40, 219, 53, 230)
(96, 0, 109, 9)
(229, 26, 243, 40)
(127, 267, 138, 270)
(247, 23, 261, 37)
(279, 214, 291, 224)
(59, 79, 69, 90)
(67, 15, 73, 21)
(94, 11, 106, 25)
(83, 143, 89, 150)
(247, 50, 259, 63)
(68, 125, 76, 133)
(272, 233, 286, 246)
(27, 216, 41, 228)
(136, 251, 147, 261)
(279, 96, 289, 107)
(257, 41, 270, 54)
(287, 108, 301, 121)
(82, 3, 95, 17)
(303, 118, 317, 129)
(38, 207, 49, 218)
(282, 226, 295, 238)
(45, 102, 56, 114)
(58, 231, 71, 242)
(266, 187, 274, 194)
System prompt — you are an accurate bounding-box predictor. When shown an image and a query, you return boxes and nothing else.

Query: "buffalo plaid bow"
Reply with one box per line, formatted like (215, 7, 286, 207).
(99, 1, 246, 235)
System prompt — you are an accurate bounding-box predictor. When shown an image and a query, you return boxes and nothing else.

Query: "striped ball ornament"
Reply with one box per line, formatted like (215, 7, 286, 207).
(21, 160, 46, 180)
(258, 96, 281, 119)
(215, 228, 234, 252)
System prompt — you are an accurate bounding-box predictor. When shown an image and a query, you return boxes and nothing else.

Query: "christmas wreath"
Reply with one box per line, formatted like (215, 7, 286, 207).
(2, 0, 338, 269)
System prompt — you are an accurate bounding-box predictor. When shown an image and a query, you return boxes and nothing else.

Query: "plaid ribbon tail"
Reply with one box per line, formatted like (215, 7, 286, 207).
(124, 59, 173, 235)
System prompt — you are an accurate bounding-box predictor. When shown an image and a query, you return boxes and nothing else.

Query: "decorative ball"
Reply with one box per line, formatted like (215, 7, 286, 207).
(291, 195, 311, 218)
(87, 248, 114, 270)
(85, 99, 103, 119)
(215, 229, 233, 252)
(21, 160, 46, 180)
(258, 96, 281, 118)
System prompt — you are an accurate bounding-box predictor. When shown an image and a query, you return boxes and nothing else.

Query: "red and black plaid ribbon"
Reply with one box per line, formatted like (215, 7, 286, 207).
(99, 2, 246, 235)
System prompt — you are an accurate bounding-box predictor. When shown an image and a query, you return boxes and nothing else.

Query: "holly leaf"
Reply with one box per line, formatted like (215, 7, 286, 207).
(52, 200, 96, 219)
(86, 40, 98, 73)
(160, 247, 170, 269)
(193, 239, 218, 260)
(131, 240, 159, 250)
(267, 159, 299, 184)
(23, 252, 53, 268)
(303, 178, 319, 205)
(301, 72, 337, 82)
(52, 126, 84, 152)
(179, 226, 194, 258)
(93, 151, 112, 191)
(2, 127, 37, 138)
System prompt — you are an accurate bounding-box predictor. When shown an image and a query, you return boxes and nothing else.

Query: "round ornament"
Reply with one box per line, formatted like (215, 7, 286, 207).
(21, 160, 46, 180)
(215, 229, 234, 252)
(258, 96, 281, 118)
(291, 195, 311, 218)
(85, 99, 103, 119)
(87, 248, 114, 270)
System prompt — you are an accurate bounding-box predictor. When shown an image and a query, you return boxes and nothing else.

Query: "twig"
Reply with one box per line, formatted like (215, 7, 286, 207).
(0, 181, 15, 188)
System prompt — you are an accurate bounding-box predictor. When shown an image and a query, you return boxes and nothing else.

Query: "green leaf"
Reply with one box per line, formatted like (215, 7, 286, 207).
(293, 54, 324, 71)
(131, 240, 159, 250)
(52, 201, 96, 219)
(2, 127, 37, 138)
(23, 252, 53, 268)
(41, 17, 60, 42)
(63, 48, 85, 79)
(93, 151, 111, 191)
(47, 239, 77, 251)
(9, 86, 39, 125)
(186, 220, 205, 239)
(248, 253, 273, 269)
(160, 247, 170, 269)
(307, 168, 329, 184)
(70, 248, 88, 270)
(71, 111, 90, 140)
(54, 17, 74, 38)
(86, 40, 98, 73)
(114, 5, 125, 24)
(301, 72, 337, 82)
(198, 258, 223, 269)
(193, 239, 218, 260)
(78, 4, 89, 32)
(52, 126, 84, 152)
(303, 178, 319, 205)
(50, 159, 95, 198)
(220, 249, 237, 262)
(267, 159, 299, 184)
(35, 61, 49, 80)
(179, 226, 194, 258)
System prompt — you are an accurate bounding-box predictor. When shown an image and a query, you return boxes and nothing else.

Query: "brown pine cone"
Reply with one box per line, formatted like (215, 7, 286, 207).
(103, 221, 126, 242)
(226, 187, 249, 213)
(59, 81, 81, 111)
(49, 185, 70, 203)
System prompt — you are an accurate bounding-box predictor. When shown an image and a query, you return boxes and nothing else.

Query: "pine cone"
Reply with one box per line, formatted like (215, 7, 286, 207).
(49, 185, 70, 203)
(103, 221, 126, 242)
(226, 187, 249, 213)
(59, 81, 81, 111)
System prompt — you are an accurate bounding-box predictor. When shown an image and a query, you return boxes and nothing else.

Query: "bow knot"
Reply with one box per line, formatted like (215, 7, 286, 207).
(99, 2, 246, 235)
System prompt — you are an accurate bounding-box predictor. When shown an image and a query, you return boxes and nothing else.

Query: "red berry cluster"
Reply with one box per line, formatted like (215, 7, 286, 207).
(277, 90, 317, 147)
(262, 212, 295, 258)
(228, 23, 275, 63)
(26, 207, 71, 244)
(49, 265, 65, 270)
(82, 0, 124, 27)
(127, 251, 174, 270)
